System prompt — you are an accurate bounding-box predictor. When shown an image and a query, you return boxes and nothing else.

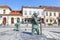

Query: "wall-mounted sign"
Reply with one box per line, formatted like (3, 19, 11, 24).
(0, 16, 2, 18)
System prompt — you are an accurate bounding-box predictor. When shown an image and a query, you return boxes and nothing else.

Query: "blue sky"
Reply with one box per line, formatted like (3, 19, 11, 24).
(0, 0, 60, 10)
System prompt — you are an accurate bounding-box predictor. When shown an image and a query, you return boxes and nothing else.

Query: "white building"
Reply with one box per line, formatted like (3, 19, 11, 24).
(22, 6, 45, 23)
(0, 5, 60, 26)
(0, 5, 22, 26)
(40, 6, 60, 26)
(22, 6, 60, 26)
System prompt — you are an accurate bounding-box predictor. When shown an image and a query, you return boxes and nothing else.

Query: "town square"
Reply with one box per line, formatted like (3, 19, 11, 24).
(0, 0, 60, 40)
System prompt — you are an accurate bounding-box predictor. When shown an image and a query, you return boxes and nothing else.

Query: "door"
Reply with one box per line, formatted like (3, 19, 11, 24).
(58, 19, 60, 25)
(3, 17, 6, 25)
(11, 18, 14, 24)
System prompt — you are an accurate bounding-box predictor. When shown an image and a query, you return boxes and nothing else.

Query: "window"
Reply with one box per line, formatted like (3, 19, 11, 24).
(50, 19, 52, 22)
(25, 11, 27, 15)
(42, 18, 44, 23)
(46, 19, 48, 22)
(11, 17, 14, 24)
(3, 9, 6, 14)
(54, 13, 56, 16)
(50, 13, 52, 16)
(46, 12, 48, 16)
(29, 11, 31, 15)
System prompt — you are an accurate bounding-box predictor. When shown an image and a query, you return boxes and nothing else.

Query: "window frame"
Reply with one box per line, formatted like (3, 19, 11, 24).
(46, 12, 48, 16)
(25, 11, 27, 15)
(50, 12, 52, 16)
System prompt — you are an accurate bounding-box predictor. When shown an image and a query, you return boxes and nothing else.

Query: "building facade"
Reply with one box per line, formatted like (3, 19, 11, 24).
(0, 5, 60, 26)
(22, 6, 45, 23)
(22, 6, 60, 26)
(40, 6, 60, 26)
(0, 6, 22, 26)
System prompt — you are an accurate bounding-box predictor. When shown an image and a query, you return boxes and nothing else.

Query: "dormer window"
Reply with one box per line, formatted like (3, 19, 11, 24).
(3, 9, 6, 14)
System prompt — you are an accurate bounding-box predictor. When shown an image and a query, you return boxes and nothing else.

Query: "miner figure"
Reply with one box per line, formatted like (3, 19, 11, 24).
(15, 18, 20, 31)
(31, 13, 39, 35)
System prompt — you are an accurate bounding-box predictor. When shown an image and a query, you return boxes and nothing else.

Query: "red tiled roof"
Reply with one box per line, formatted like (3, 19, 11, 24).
(10, 11, 22, 16)
(0, 5, 12, 11)
(0, 5, 10, 8)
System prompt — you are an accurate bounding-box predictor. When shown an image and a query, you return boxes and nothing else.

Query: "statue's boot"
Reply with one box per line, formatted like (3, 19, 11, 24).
(35, 28, 39, 35)
(37, 29, 39, 35)
(32, 28, 35, 35)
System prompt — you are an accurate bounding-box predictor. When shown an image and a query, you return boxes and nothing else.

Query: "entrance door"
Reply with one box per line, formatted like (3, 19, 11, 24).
(58, 19, 60, 25)
(41, 18, 44, 23)
(3, 17, 6, 25)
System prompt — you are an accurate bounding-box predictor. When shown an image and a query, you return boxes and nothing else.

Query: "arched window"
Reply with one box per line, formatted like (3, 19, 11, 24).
(50, 19, 52, 22)
(17, 18, 20, 23)
(46, 19, 48, 22)
(11, 17, 14, 24)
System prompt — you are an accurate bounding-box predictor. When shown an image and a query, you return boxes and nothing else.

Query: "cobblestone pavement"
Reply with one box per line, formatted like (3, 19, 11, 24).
(0, 24, 60, 40)
(0, 28, 46, 40)
(0, 28, 60, 40)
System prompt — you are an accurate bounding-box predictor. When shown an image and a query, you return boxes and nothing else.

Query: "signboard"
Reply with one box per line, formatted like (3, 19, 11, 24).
(0, 16, 2, 18)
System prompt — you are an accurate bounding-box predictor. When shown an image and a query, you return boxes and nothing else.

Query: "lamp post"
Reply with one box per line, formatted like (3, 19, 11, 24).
(25, 16, 28, 31)
(27, 16, 28, 27)
(39, 17, 42, 35)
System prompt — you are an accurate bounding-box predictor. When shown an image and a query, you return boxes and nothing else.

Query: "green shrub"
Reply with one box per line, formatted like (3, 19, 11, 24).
(48, 23, 52, 26)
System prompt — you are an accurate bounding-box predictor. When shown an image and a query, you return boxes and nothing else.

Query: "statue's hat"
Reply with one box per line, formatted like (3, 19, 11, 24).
(33, 13, 38, 17)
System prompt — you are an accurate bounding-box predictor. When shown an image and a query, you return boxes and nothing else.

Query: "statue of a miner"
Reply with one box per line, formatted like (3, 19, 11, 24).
(31, 13, 39, 35)
(15, 18, 20, 31)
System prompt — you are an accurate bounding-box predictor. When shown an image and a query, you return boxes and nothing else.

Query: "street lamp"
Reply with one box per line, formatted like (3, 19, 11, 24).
(27, 16, 28, 27)
(39, 17, 42, 35)
(25, 16, 28, 31)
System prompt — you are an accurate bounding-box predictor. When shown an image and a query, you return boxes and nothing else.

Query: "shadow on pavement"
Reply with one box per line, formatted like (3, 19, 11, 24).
(22, 32, 32, 35)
